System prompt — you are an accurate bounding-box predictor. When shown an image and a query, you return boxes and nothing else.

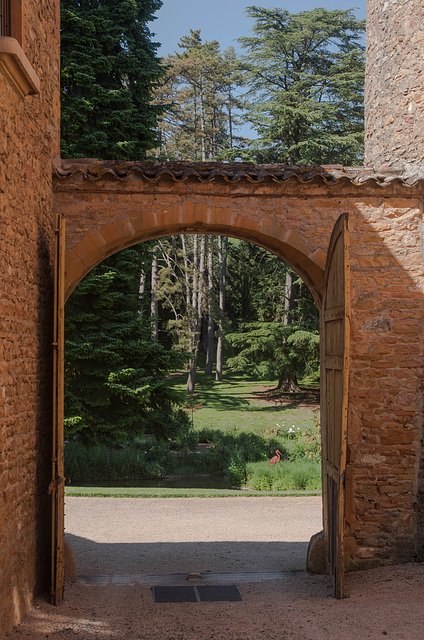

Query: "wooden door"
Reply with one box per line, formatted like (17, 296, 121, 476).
(50, 214, 65, 605)
(321, 213, 350, 599)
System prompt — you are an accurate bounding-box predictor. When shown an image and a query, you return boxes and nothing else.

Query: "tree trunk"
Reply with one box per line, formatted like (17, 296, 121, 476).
(215, 235, 228, 381)
(187, 235, 206, 392)
(150, 250, 158, 340)
(180, 234, 191, 310)
(205, 235, 215, 374)
(138, 267, 146, 318)
(284, 270, 299, 325)
(277, 370, 301, 392)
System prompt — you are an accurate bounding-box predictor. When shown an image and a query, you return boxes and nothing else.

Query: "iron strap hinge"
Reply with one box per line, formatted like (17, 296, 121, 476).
(48, 476, 64, 495)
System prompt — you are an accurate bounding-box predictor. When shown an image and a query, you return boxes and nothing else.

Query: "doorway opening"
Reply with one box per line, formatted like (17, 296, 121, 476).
(52, 212, 352, 604)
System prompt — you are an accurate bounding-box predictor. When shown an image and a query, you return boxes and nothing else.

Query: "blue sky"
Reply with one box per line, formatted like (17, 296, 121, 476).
(152, 1, 366, 57)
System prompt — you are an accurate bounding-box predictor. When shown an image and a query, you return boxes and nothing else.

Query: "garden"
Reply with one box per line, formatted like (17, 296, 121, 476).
(65, 370, 321, 498)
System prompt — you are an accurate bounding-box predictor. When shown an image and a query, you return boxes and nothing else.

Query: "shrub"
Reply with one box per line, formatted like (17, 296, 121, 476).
(226, 450, 247, 486)
(64, 441, 168, 483)
(246, 459, 321, 491)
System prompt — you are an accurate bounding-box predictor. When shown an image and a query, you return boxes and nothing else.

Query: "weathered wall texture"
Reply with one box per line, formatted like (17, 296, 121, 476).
(1, 0, 424, 635)
(365, 0, 424, 171)
(53, 162, 424, 571)
(0, 0, 60, 636)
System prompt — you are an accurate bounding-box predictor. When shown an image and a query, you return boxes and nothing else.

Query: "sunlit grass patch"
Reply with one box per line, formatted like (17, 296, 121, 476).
(246, 459, 321, 492)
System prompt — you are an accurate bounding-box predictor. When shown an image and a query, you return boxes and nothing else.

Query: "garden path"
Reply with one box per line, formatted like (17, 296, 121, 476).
(65, 495, 322, 575)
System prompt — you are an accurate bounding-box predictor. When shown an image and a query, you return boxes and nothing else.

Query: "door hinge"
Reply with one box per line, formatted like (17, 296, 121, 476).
(48, 477, 64, 495)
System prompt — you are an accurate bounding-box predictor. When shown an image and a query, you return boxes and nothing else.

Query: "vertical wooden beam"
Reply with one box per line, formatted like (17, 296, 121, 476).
(10, 0, 23, 46)
(51, 214, 65, 606)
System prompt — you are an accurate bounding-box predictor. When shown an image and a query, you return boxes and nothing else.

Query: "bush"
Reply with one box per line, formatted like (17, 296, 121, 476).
(64, 441, 169, 483)
(246, 459, 321, 491)
(144, 407, 191, 442)
(226, 450, 247, 486)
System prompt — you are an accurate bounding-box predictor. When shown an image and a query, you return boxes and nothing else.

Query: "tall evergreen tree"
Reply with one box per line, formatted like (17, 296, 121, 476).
(65, 246, 185, 444)
(155, 31, 246, 160)
(60, 0, 165, 159)
(239, 7, 365, 165)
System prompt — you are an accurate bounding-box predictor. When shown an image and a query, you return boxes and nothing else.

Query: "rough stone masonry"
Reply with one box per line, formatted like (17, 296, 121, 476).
(1, 0, 424, 638)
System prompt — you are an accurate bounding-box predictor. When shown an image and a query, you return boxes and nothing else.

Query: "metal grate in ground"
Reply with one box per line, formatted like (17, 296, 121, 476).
(152, 584, 242, 603)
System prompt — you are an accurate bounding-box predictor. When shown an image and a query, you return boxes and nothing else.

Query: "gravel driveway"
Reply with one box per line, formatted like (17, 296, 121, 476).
(13, 496, 424, 640)
(65, 495, 323, 575)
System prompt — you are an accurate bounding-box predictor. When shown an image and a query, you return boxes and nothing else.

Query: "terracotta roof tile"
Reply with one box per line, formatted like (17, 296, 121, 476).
(53, 159, 424, 187)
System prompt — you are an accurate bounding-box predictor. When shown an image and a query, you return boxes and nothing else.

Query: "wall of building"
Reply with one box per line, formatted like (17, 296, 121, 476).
(54, 165, 424, 570)
(365, 0, 424, 171)
(0, 0, 60, 635)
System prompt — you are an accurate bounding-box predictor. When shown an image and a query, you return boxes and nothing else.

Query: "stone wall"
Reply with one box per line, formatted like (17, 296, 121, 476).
(0, 0, 60, 635)
(54, 163, 424, 570)
(365, 0, 424, 171)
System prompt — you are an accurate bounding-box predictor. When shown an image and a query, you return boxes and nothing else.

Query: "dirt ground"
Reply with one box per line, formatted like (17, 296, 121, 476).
(10, 497, 424, 639)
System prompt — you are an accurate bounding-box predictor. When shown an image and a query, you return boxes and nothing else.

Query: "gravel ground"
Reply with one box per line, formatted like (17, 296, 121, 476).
(9, 496, 424, 640)
(64, 496, 323, 574)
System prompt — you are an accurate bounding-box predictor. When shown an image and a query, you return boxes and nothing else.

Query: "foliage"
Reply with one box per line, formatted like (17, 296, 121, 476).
(155, 31, 246, 160)
(64, 440, 167, 482)
(64, 245, 186, 444)
(238, 6, 365, 164)
(225, 242, 290, 324)
(60, 0, 165, 159)
(226, 322, 319, 390)
(246, 460, 321, 491)
(301, 410, 322, 461)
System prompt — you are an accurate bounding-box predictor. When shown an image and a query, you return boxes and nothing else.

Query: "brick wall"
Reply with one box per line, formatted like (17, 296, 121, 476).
(0, 0, 60, 635)
(365, 0, 424, 171)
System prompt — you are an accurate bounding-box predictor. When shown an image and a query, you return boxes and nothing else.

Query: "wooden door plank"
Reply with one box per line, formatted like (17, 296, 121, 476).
(321, 213, 350, 599)
(51, 214, 65, 606)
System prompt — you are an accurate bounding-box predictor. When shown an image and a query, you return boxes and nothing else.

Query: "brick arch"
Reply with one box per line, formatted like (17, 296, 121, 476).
(63, 204, 328, 304)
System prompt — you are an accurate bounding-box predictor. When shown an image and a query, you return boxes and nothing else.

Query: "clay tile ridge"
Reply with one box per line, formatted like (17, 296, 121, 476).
(52, 159, 424, 187)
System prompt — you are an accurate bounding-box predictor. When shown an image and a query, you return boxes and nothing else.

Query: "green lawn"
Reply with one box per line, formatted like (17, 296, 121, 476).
(65, 486, 321, 498)
(168, 370, 319, 435)
(65, 369, 321, 495)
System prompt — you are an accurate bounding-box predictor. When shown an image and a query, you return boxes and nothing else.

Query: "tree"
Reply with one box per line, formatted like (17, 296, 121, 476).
(60, 0, 165, 159)
(64, 246, 185, 444)
(215, 236, 228, 381)
(155, 31, 246, 160)
(238, 7, 365, 165)
(226, 323, 319, 391)
(223, 241, 319, 390)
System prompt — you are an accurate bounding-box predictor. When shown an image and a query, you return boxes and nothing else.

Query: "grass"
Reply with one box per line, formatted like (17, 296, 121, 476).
(65, 486, 322, 498)
(65, 369, 322, 496)
(246, 460, 321, 492)
(169, 370, 319, 434)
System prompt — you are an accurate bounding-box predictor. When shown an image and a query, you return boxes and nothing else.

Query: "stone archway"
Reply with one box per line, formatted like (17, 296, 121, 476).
(53, 161, 347, 304)
(53, 159, 424, 585)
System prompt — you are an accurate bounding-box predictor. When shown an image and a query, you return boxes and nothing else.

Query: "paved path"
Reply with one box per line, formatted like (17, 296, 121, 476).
(65, 496, 322, 575)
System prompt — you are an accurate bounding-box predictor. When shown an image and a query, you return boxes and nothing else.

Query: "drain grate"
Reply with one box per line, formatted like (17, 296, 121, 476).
(152, 585, 242, 603)
(197, 585, 242, 602)
(152, 586, 198, 603)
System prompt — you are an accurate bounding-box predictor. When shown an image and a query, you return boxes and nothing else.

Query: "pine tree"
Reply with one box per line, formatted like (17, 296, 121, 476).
(60, 0, 165, 159)
(155, 31, 246, 161)
(239, 7, 365, 165)
(64, 246, 185, 444)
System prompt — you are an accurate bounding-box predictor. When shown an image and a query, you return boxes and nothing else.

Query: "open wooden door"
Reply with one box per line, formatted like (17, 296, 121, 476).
(51, 213, 65, 605)
(321, 213, 350, 599)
